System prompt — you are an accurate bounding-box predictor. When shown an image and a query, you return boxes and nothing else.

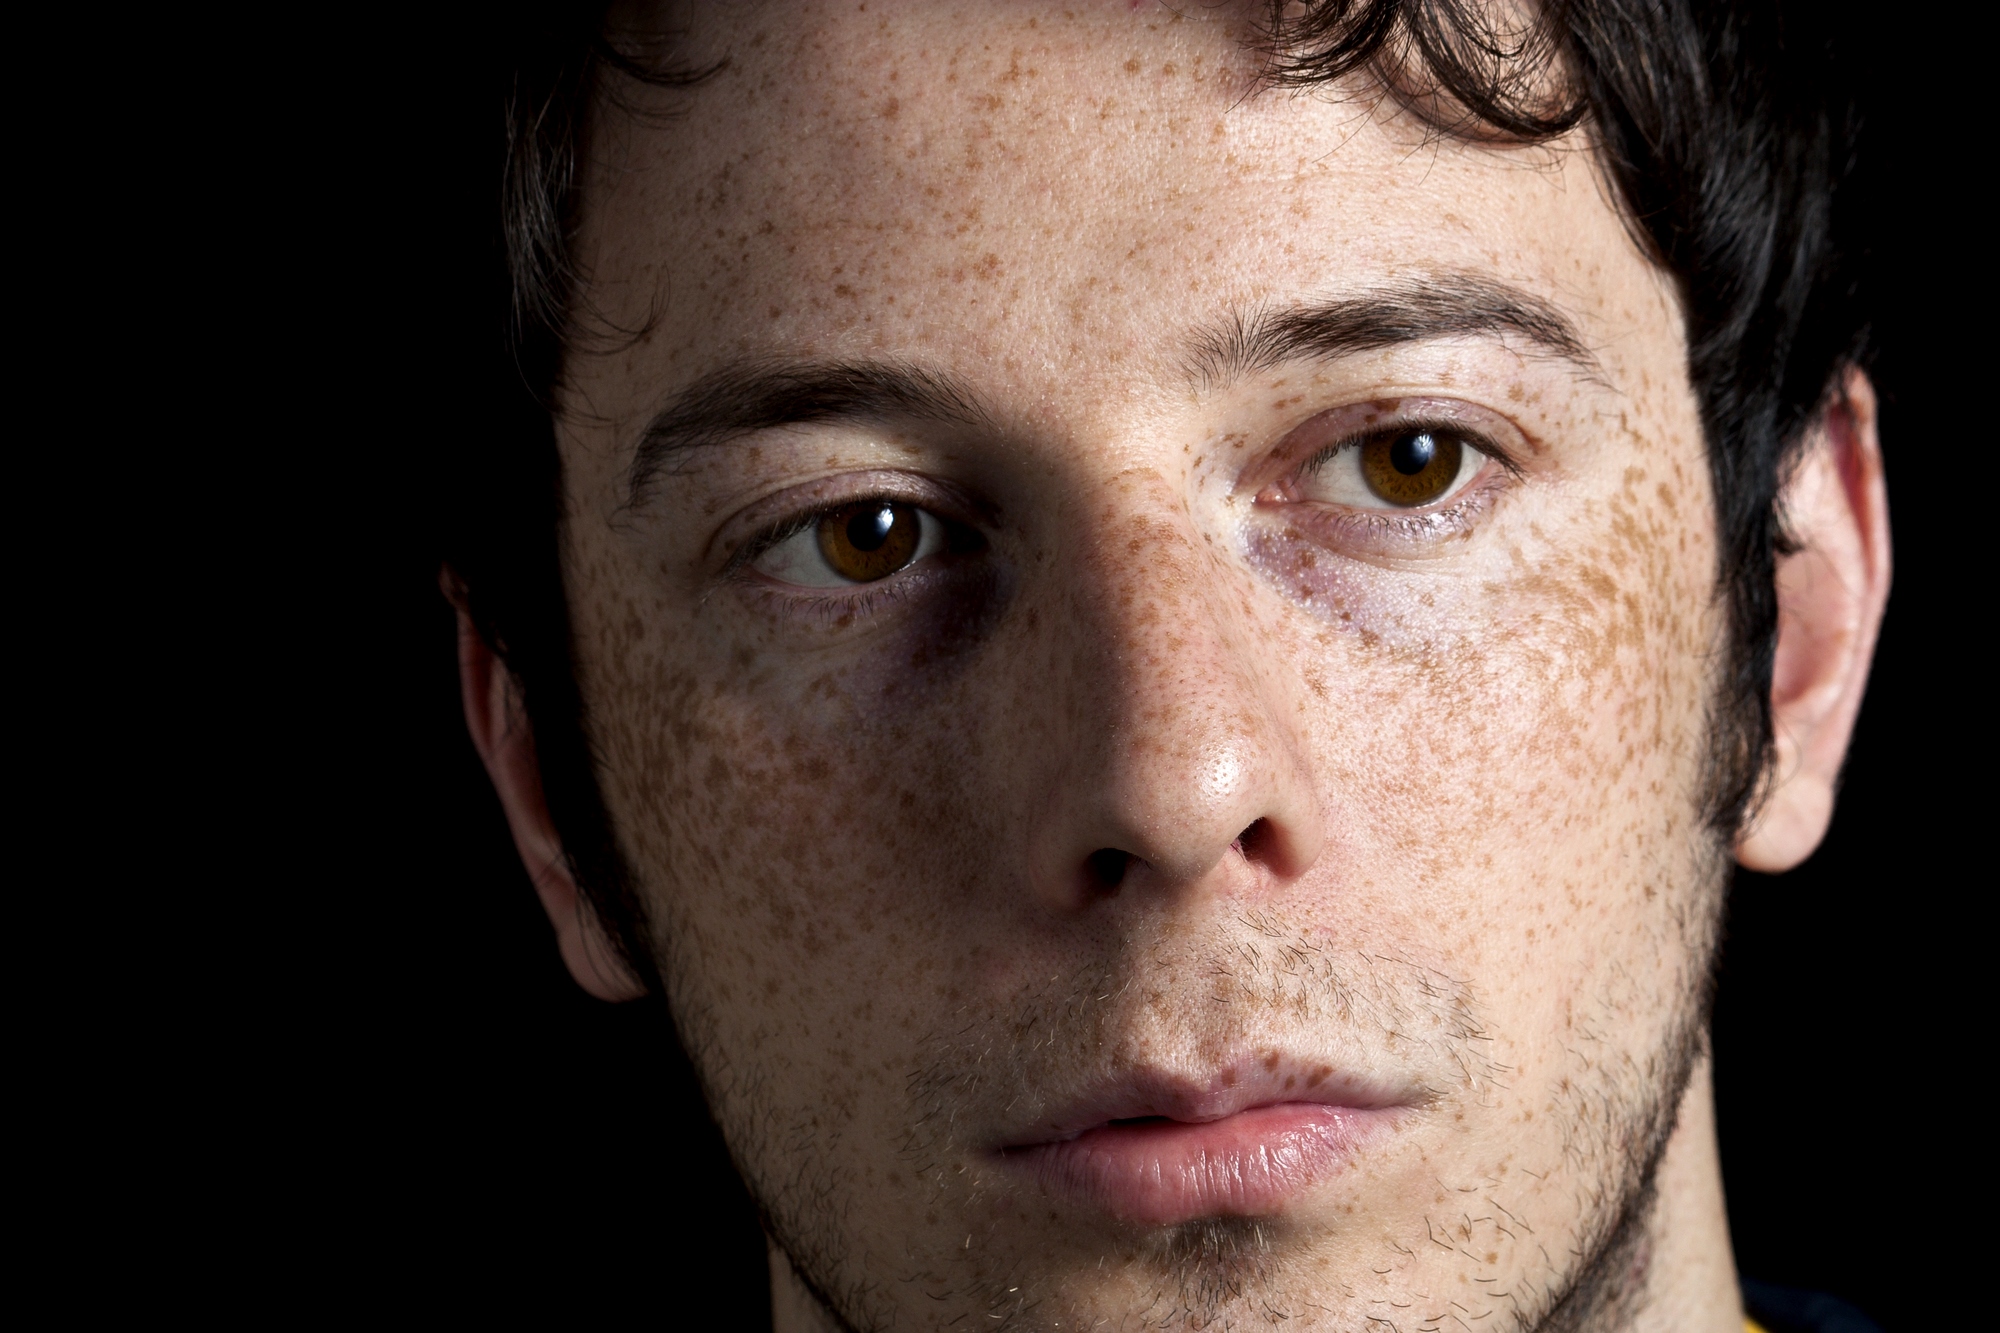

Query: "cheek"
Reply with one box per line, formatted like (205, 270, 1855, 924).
(569, 552, 1013, 1066)
(1278, 476, 1721, 966)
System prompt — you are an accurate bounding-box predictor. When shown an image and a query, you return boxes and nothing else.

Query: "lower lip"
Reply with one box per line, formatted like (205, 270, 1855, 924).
(1004, 1103, 1393, 1226)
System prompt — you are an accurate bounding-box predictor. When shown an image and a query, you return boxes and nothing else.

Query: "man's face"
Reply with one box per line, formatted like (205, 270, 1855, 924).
(557, 3, 1723, 1326)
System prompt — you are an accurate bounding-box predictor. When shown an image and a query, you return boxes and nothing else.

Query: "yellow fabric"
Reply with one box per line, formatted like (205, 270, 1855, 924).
(1746, 1320, 1768, 1333)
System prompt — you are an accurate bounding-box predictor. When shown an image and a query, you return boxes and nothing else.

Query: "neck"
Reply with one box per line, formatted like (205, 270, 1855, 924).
(770, 1242, 852, 1333)
(1606, 1051, 1744, 1333)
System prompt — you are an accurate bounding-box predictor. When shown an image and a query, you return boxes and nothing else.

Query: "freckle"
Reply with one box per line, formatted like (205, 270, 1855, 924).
(1262, 1050, 1279, 1070)
(1124, 58, 1139, 73)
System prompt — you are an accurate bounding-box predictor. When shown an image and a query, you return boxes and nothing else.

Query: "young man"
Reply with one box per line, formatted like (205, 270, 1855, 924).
(448, 3, 1889, 1329)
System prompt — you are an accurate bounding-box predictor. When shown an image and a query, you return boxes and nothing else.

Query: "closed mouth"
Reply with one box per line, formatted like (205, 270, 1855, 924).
(995, 1057, 1418, 1226)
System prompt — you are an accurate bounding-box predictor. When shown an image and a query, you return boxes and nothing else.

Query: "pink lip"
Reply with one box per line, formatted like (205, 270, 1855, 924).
(996, 1060, 1411, 1226)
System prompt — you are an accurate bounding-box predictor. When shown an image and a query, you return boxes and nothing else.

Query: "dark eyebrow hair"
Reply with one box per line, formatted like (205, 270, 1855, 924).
(626, 275, 1600, 506)
(626, 359, 990, 507)
(1183, 273, 1604, 389)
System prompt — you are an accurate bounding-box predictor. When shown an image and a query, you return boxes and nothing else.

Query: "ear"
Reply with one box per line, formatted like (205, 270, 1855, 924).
(444, 576, 646, 1001)
(1735, 369, 1892, 872)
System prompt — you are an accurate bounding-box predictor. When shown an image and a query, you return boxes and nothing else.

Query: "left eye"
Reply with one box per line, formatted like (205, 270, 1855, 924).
(751, 501, 947, 587)
(1296, 428, 1486, 509)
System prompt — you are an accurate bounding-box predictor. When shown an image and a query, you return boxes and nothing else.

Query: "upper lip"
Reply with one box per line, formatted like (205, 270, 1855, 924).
(998, 1054, 1421, 1150)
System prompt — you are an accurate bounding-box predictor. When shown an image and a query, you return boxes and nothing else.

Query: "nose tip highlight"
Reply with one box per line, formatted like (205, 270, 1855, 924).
(1197, 746, 1248, 808)
(1045, 736, 1325, 910)
(1028, 693, 1324, 914)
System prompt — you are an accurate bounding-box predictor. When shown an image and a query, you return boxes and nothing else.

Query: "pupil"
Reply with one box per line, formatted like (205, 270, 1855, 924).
(1390, 432, 1437, 475)
(846, 505, 895, 552)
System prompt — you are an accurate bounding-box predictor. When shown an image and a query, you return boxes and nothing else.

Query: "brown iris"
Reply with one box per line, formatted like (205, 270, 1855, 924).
(816, 502, 924, 582)
(1360, 429, 1464, 506)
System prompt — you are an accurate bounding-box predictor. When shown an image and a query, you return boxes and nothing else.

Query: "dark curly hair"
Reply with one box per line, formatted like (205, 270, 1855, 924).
(448, 1, 1868, 995)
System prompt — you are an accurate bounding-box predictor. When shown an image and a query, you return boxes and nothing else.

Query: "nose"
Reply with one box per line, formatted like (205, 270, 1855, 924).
(1026, 482, 1324, 911)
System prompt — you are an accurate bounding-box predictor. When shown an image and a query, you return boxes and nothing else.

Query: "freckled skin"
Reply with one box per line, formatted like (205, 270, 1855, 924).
(555, 4, 1737, 1330)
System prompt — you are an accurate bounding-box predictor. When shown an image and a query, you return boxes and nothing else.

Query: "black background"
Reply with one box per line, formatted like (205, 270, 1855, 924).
(209, 7, 1964, 1327)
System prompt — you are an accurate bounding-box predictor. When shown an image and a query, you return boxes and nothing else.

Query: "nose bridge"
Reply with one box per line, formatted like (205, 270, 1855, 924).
(1094, 499, 1260, 799)
(1034, 469, 1318, 902)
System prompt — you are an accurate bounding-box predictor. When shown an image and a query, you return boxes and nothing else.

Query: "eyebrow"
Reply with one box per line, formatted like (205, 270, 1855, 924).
(625, 274, 1601, 507)
(627, 359, 991, 508)
(1183, 273, 1604, 390)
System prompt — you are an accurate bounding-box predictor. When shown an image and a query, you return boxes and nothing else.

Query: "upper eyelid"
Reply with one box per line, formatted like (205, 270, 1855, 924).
(1305, 417, 1524, 479)
(709, 470, 990, 569)
(726, 509, 823, 576)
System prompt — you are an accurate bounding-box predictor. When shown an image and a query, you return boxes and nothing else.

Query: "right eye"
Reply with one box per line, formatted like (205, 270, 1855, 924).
(1291, 427, 1490, 511)
(750, 501, 947, 588)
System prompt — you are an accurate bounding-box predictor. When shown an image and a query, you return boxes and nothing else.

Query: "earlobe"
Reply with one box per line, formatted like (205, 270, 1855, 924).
(445, 575, 646, 1001)
(1734, 370, 1892, 872)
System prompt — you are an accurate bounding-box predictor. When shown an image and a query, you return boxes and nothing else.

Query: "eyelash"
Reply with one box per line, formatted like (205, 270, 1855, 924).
(733, 563, 937, 627)
(1303, 420, 1521, 482)
(724, 496, 966, 619)
(1294, 472, 1509, 546)
(1286, 420, 1520, 536)
(723, 414, 1516, 620)
(726, 508, 819, 578)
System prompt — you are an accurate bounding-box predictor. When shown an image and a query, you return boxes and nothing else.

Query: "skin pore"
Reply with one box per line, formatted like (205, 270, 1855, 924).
(458, 3, 1890, 1329)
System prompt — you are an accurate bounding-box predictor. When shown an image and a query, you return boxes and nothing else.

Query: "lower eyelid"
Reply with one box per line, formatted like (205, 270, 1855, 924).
(734, 560, 951, 629)
(1258, 467, 1508, 553)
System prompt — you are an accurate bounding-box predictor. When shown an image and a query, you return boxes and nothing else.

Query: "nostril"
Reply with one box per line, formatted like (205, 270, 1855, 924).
(1084, 848, 1131, 893)
(1233, 819, 1271, 860)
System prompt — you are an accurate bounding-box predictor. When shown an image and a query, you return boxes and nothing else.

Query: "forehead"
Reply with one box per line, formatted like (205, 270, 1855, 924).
(576, 2, 1677, 401)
